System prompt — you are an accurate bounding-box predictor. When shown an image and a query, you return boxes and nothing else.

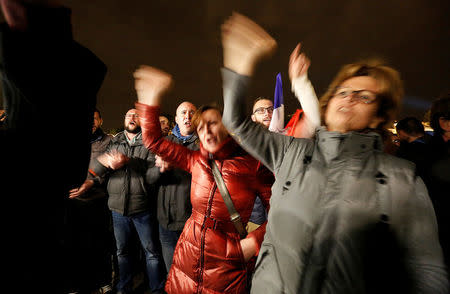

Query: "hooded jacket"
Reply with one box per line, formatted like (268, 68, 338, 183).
(221, 68, 449, 294)
(136, 102, 274, 294)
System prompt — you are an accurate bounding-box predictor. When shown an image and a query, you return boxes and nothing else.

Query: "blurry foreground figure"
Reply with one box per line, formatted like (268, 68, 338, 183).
(0, 1, 107, 292)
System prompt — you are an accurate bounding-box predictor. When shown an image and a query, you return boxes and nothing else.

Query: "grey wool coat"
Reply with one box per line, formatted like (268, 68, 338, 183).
(221, 68, 448, 294)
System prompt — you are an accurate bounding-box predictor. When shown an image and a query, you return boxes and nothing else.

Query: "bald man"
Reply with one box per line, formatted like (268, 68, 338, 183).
(155, 101, 199, 273)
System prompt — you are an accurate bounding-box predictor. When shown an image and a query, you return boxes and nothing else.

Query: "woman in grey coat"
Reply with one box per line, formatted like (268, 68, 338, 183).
(220, 13, 448, 294)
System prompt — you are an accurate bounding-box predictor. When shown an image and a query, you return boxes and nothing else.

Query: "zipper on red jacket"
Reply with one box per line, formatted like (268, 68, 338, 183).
(197, 163, 218, 294)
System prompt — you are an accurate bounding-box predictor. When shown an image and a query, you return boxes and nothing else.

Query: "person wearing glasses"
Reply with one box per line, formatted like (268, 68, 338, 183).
(251, 97, 274, 128)
(72, 108, 165, 294)
(220, 13, 448, 294)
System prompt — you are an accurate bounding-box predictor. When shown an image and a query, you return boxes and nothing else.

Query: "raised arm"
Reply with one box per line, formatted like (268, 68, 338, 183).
(133, 66, 196, 172)
(289, 43, 321, 139)
(221, 13, 297, 173)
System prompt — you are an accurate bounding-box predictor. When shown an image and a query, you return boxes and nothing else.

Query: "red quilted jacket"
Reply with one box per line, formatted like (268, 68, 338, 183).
(136, 103, 274, 293)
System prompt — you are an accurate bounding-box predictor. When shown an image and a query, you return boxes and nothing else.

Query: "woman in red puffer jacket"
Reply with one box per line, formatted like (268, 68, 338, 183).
(133, 66, 274, 294)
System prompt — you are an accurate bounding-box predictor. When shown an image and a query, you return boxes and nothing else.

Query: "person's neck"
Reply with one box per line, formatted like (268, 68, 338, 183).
(125, 130, 137, 141)
(442, 131, 450, 142)
(180, 130, 193, 137)
(408, 134, 423, 143)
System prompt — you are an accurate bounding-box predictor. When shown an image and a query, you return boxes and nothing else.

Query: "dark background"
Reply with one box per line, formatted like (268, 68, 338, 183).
(3, 0, 450, 131)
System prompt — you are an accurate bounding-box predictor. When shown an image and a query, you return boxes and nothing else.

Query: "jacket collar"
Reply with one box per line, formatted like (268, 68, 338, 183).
(115, 131, 143, 146)
(315, 127, 383, 163)
(199, 136, 239, 160)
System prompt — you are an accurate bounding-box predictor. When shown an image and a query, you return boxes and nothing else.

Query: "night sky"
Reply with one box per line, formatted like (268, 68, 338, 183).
(4, 0, 450, 131)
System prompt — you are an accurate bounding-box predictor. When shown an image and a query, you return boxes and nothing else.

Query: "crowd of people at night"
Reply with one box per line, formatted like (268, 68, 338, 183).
(0, 1, 449, 294)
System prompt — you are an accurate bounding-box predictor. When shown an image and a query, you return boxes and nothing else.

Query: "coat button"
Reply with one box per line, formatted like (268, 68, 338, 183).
(285, 181, 291, 186)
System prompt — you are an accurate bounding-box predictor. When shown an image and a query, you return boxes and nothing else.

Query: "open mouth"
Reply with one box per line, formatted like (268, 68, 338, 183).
(206, 137, 217, 145)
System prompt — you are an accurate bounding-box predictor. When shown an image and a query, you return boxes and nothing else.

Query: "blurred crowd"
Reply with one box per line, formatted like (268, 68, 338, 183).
(0, 1, 448, 294)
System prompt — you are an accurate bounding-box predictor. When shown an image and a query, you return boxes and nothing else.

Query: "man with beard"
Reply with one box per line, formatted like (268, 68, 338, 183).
(74, 108, 165, 294)
(159, 115, 171, 137)
(251, 97, 274, 128)
(154, 101, 199, 273)
(247, 97, 274, 232)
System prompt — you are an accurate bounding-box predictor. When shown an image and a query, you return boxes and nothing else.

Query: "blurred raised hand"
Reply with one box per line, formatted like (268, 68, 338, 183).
(221, 12, 277, 76)
(133, 65, 173, 106)
(288, 43, 310, 82)
(96, 149, 129, 170)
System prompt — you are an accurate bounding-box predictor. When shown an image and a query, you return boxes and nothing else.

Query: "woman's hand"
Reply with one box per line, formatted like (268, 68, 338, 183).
(289, 43, 310, 82)
(221, 12, 277, 76)
(133, 65, 173, 106)
(240, 237, 257, 262)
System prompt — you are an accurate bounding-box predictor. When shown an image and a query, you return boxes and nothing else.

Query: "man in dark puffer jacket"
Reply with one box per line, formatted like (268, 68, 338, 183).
(77, 108, 165, 294)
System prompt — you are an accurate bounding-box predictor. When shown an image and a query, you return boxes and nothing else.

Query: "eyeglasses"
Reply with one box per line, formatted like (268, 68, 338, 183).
(125, 113, 139, 118)
(253, 106, 274, 115)
(333, 88, 378, 104)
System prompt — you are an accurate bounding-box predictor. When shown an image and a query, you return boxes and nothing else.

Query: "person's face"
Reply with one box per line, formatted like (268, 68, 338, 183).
(196, 109, 229, 153)
(124, 109, 141, 134)
(325, 76, 384, 133)
(251, 99, 274, 128)
(175, 102, 196, 136)
(159, 116, 170, 136)
(92, 111, 103, 134)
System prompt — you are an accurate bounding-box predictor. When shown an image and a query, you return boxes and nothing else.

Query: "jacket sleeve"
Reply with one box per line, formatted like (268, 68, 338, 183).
(143, 152, 161, 185)
(247, 165, 274, 256)
(221, 67, 295, 173)
(291, 74, 321, 139)
(401, 177, 449, 293)
(136, 102, 196, 173)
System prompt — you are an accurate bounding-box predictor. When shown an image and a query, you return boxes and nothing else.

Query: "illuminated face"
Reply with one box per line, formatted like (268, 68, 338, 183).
(159, 116, 170, 136)
(92, 111, 103, 134)
(175, 102, 196, 136)
(196, 109, 229, 153)
(325, 76, 384, 133)
(124, 109, 141, 134)
(251, 99, 273, 128)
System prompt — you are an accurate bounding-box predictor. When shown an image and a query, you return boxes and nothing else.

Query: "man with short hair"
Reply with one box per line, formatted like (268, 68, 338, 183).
(155, 101, 199, 273)
(159, 115, 170, 137)
(67, 108, 114, 294)
(251, 97, 274, 128)
(72, 108, 165, 294)
(247, 98, 274, 232)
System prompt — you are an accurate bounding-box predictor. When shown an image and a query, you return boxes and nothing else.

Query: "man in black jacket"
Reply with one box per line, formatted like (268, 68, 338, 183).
(155, 101, 199, 273)
(75, 108, 165, 294)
